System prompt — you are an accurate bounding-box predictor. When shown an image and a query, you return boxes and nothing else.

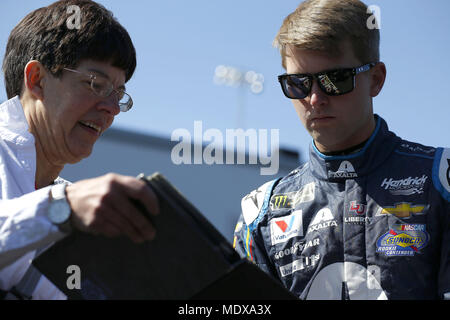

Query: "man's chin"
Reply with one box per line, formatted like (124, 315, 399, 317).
(310, 132, 342, 153)
(310, 130, 333, 144)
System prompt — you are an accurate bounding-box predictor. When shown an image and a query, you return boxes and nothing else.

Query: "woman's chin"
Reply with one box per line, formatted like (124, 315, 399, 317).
(67, 144, 94, 164)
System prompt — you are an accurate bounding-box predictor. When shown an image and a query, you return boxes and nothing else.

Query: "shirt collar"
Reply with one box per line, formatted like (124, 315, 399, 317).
(0, 95, 34, 144)
(308, 114, 400, 181)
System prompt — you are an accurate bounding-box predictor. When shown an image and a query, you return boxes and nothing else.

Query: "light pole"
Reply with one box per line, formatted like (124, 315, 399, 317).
(213, 65, 264, 129)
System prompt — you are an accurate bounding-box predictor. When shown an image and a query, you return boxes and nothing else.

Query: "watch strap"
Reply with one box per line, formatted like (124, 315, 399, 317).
(50, 183, 67, 201)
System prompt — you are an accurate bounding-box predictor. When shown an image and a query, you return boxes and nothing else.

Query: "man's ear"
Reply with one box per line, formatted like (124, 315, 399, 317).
(370, 62, 386, 97)
(24, 60, 46, 100)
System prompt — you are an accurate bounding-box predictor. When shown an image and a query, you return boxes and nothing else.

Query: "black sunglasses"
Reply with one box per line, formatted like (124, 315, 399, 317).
(278, 63, 376, 99)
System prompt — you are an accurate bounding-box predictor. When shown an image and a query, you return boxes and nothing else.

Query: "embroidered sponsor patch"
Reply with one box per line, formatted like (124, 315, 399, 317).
(273, 238, 320, 260)
(399, 143, 435, 154)
(437, 149, 450, 193)
(279, 254, 320, 277)
(376, 224, 429, 256)
(344, 201, 370, 224)
(241, 180, 276, 226)
(380, 175, 428, 196)
(307, 208, 337, 233)
(328, 161, 357, 179)
(375, 202, 428, 219)
(270, 210, 303, 245)
(269, 182, 315, 211)
(432, 148, 450, 202)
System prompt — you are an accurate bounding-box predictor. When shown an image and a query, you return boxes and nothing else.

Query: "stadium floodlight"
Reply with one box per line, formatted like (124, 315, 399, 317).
(214, 65, 264, 94)
(213, 65, 264, 128)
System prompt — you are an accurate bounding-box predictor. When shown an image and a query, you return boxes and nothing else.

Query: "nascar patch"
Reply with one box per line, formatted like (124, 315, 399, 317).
(376, 224, 429, 257)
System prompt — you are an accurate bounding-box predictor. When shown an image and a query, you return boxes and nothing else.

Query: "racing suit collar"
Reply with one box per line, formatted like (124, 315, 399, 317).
(308, 114, 400, 181)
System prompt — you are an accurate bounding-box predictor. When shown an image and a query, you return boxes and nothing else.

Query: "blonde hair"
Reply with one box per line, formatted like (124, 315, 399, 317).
(274, 0, 380, 69)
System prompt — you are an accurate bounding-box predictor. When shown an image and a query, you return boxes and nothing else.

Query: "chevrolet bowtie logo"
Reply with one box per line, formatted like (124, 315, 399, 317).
(380, 203, 427, 218)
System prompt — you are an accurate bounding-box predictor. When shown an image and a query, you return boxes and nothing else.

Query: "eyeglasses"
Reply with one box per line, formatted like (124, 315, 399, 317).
(278, 63, 376, 99)
(63, 68, 133, 112)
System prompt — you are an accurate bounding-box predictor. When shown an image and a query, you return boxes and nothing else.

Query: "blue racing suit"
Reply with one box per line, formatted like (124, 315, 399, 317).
(233, 115, 450, 299)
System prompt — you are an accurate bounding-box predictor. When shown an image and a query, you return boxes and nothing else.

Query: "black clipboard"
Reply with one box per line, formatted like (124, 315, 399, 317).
(33, 172, 297, 300)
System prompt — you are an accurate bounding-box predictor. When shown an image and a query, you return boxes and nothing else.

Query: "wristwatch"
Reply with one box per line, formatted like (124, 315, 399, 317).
(47, 183, 72, 233)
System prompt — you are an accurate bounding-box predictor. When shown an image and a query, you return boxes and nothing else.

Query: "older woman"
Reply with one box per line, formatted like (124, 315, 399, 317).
(0, 0, 159, 299)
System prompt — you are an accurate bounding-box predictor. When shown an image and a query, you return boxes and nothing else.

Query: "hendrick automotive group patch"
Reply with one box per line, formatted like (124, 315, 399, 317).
(376, 224, 429, 256)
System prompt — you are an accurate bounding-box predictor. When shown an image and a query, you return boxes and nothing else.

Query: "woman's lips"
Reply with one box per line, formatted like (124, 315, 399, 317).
(78, 121, 101, 136)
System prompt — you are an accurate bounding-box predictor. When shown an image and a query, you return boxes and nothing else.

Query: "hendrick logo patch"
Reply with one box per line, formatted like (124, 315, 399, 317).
(380, 175, 427, 196)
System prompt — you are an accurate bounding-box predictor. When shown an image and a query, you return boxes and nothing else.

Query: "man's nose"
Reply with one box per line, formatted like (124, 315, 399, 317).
(308, 80, 328, 108)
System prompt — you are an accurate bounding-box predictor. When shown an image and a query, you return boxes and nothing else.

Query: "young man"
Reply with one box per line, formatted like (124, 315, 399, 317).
(0, 0, 159, 299)
(233, 0, 450, 299)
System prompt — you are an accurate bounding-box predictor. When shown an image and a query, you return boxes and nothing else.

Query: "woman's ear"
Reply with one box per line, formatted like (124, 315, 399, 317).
(24, 60, 46, 100)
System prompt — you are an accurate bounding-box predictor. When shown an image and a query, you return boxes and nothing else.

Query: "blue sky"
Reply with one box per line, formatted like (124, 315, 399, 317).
(1, 0, 449, 160)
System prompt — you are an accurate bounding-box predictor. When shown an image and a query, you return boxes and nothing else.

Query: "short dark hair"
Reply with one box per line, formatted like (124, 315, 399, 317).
(2, 0, 136, 99)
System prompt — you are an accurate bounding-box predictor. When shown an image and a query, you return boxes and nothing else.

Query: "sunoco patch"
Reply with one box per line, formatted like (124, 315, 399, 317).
(376, 224, 429, 257)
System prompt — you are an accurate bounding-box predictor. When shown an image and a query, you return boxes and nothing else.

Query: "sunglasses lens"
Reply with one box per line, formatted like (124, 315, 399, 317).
(281, 75, 310, 99)
(318, 69, 354, 96)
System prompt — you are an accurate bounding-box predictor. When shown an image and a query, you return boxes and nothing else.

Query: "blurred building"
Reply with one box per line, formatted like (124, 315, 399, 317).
(61, 127, 303, 240)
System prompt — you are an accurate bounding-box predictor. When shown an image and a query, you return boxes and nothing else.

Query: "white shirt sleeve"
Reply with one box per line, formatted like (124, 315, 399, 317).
(0, 186, 67, 270)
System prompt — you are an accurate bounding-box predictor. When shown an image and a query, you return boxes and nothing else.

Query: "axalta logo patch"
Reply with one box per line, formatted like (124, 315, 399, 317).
(328, 161, 357, 179)
(376, 224, 429, 256)
(307, 208, 337, 233)
(380, 175, 427, 196)
(375, 202, 427, 219)
(270, 182, 315, 211)
(270, 210, 303, 245)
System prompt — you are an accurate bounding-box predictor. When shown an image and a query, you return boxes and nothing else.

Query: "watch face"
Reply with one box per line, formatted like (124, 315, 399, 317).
(49, 200, 71, 225)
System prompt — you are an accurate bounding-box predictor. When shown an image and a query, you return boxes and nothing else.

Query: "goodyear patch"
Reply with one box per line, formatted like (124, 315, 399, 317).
(376, 224, 429, 257)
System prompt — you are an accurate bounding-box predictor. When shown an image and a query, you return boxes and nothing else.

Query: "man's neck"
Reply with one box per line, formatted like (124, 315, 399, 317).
(319, 138, 369, 156)
(314, 115, 376, 156)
